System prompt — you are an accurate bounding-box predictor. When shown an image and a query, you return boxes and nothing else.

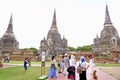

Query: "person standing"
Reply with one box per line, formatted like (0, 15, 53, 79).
(61, 55, 64, 75)
(63, 53, 70, 76)
(67, 55, 76, 80)
(48, 55, 57, 79)
(79, 56, 89, 80)
(88, 55, 96, 80)
(23, 57, 28, 73)
(58, 55, 63, 73)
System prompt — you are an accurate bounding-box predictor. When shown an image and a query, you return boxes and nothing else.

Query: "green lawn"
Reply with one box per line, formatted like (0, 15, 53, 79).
(96, 63, 120, 67)
(0, 66, 49, 80)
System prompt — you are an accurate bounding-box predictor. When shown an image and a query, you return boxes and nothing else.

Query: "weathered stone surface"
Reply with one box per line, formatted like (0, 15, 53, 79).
(0, 15, 19, 54)
(39, 10, 68, 55)
(93, 4, 120, 54)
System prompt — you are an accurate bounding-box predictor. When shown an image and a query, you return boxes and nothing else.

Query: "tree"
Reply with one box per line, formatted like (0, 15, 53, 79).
(68, 45, 93, 52)
(29, 47, 38, 53)
(68, 46, 77, 51)
(20, 47, 38, 53)
(77, 45, 93, 52)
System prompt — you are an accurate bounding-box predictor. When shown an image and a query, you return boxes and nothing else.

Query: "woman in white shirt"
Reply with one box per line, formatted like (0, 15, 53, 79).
(79, 56, 89, 80)
(88, 55, 95, 79)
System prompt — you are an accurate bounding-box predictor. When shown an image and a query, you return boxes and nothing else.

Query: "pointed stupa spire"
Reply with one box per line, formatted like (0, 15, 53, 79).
(104, 3, 113, 26)
(6, 14, 13, 33)
(50, 9, 58, 31)
(9, 14, 12, 24)
(96, 34, 98, 38)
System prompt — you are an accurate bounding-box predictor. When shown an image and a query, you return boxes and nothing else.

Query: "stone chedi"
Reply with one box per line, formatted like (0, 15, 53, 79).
(0, 15, 19, 54)
(93, 4, 120, 54)
(39, 10, 68, 55)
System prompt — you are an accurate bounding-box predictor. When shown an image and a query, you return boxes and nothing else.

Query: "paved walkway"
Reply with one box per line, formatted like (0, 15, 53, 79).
(48, 67, 117, 80)
(48, 65, 117, 80)
(87, 67, 117, 80)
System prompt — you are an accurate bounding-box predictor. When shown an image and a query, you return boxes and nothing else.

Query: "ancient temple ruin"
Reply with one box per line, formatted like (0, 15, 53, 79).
(93, 4, 120, 54)
(0, 15, 19, 54)
(39, 10, 68, 55)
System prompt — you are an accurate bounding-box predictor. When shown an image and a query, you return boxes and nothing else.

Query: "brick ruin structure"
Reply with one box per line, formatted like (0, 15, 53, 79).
(93, 4, 120, 55)
(92, 4, 120, 62)
(39, 10, 68, 55)
(0, 15, 19, 54)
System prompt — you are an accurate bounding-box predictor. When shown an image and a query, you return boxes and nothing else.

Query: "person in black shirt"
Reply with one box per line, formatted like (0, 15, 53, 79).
(23, 57, 28, 73)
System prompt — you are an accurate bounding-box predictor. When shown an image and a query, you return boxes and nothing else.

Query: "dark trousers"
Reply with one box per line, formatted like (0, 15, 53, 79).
(79, 71, 87, 80)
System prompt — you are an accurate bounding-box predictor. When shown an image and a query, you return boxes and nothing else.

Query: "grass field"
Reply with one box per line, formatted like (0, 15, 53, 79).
(96, 63, 120, 67)
(0, 66, 49, 80)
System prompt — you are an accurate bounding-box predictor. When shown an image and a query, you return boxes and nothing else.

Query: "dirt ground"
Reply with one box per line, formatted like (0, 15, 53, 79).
(99, 67, 120, 80)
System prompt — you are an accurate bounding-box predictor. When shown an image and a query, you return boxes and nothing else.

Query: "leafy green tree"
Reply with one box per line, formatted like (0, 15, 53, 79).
(68, 46, 77, 51)
(77, 45, 93, 52)
(29, 47, 38, 53)
(68, 45, 93, 52)
(20, 47, 38, 53)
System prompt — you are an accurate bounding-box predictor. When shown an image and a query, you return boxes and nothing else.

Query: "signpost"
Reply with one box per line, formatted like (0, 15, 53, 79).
(38, 51, 47, 80)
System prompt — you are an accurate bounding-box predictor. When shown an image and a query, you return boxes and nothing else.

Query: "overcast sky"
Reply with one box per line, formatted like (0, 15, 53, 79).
(0, 0, 120, 49)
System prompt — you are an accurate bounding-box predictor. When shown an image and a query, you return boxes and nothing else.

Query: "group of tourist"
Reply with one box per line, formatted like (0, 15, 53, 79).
(48, 54, 96, 80)
(78, 55, 96, 80)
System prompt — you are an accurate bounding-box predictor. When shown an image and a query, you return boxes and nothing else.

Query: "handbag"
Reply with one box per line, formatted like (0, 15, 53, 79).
(77, 63, 83, 74)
